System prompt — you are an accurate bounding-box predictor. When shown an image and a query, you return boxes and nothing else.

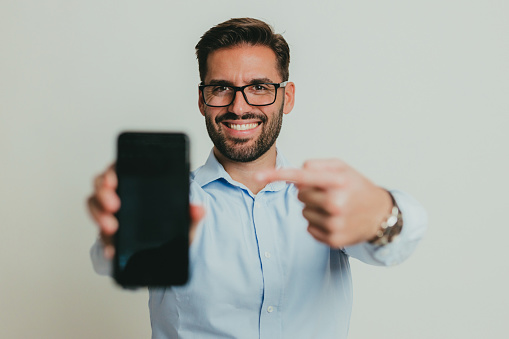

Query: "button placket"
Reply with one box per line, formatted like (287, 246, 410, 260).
(253, 193, 282, 337)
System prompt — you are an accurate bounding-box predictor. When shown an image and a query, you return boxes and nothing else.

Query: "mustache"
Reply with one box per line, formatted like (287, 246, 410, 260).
(215, 112, 267, 124)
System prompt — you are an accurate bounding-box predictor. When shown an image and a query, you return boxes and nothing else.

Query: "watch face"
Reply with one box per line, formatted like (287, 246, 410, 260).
(387, 215, 398, 227)
(369, 205, 403, 246)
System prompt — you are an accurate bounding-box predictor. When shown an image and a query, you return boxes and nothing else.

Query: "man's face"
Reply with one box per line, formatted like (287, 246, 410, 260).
(199, 45, 294, 163)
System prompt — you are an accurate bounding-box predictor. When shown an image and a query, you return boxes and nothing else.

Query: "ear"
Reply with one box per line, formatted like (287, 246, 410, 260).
(198, 89, 206, 116)
(282, 82, 295, 115)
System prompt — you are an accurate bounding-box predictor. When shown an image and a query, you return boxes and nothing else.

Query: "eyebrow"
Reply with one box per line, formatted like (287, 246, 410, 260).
(207, 78, 275, 86)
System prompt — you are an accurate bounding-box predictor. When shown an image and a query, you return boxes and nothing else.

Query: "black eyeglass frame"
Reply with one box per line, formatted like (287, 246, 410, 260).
(199, 81, 288, 107)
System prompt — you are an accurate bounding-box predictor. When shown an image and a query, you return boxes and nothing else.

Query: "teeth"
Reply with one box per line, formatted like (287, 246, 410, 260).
(228, 123, 258, 131)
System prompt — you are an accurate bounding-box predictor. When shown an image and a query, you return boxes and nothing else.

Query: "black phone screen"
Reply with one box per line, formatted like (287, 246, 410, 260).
(114, 132, 189, 287)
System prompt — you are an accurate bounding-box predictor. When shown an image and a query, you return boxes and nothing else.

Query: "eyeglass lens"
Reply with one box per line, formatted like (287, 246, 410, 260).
(203, 84, 277, 106)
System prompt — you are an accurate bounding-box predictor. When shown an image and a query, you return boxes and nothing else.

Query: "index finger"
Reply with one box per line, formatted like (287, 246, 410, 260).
(256, 168, 345, 188)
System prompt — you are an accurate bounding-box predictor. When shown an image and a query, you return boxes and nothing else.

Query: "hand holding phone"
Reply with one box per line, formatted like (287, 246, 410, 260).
(87, 165, 120, 259)
(87, 163, 205, 281)
(113, 132, 190, 287)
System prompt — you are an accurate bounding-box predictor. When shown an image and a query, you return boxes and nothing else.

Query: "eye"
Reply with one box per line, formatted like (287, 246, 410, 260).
(212, 86, 231, 93)
(253, 84, 268, 91)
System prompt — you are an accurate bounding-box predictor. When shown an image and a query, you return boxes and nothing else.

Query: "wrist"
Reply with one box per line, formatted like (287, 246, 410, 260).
(368, 190, 403, 246)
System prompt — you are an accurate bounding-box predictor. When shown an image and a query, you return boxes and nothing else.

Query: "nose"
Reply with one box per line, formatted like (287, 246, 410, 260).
(229, 89, 252, 115)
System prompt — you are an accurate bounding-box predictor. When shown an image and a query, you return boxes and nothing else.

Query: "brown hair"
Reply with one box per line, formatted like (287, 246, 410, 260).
(195, 18, 290, 83)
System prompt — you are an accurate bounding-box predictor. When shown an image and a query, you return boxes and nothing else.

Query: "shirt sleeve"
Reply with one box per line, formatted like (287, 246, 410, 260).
(90, 238, 113, 276)
(344, 189, 428, 266)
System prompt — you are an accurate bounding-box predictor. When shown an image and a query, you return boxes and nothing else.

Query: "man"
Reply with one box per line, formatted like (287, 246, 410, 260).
(88, 18, 427, 339)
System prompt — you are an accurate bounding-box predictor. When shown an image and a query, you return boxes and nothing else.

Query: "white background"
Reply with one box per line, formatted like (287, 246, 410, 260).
(1, 1, 508, 338)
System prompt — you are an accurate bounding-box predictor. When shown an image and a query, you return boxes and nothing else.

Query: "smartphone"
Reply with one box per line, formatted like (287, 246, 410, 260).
(113, 132, 190, 287)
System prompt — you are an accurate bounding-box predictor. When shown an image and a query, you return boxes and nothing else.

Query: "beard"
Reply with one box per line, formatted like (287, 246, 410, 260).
(205, 102, 284, 163)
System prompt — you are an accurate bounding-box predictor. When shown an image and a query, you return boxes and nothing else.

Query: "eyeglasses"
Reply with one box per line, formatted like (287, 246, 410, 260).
(199, 81, 288, 107)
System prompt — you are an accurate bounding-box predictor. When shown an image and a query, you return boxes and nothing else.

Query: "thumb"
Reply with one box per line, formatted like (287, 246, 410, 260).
(189, 204, 206, 245)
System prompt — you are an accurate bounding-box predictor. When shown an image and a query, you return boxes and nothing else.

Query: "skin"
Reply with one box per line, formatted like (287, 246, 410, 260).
(199, 45, 295, 194)
(87, 44, 392, 258)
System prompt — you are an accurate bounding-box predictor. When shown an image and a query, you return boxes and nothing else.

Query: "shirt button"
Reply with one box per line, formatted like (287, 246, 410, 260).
(267, 306, 274, 313)
(264, 251, 271, 258)
(254, 202, 261, 208)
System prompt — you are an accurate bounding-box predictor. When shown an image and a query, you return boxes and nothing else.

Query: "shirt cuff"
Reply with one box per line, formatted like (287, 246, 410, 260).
(90, 238, 113, 276)
(344, 189, 428, 266)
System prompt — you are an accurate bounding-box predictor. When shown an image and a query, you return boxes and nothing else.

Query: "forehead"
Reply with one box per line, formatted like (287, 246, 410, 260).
(205, 45, 280, 84)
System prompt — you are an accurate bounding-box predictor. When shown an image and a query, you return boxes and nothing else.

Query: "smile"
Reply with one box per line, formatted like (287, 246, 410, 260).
(225, 122, 260, 131)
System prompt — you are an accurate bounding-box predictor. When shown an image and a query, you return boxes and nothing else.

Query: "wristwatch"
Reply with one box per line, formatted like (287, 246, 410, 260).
(368, 192, 403, 246)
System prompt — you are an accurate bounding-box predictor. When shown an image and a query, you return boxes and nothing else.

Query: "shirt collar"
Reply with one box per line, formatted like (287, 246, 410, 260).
(192, 148, 291, 192)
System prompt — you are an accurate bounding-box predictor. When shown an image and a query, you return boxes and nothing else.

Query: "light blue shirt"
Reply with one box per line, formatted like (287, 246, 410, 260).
(91, 150, 427, 339)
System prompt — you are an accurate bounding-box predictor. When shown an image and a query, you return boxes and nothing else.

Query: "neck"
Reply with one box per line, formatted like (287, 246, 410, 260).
(213, 145, 277, 195)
